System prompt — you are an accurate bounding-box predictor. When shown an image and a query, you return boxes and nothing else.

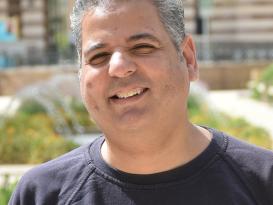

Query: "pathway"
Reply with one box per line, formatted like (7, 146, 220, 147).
(208, 90, 273, 139)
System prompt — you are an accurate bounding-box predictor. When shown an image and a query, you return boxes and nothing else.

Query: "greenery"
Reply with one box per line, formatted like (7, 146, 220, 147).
(68, 98, 100, 133)
(0, 175, 17, 205)
(0, 90, 271, 164)
(0, 112, 78, 164)
(0, 97, 101, 164)
(250, 64, 273, 103)
(188, 94, 272, 149)
(17, 98, 99, 135)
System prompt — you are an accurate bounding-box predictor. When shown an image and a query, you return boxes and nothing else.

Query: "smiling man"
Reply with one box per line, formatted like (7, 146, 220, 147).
(9, 0, 273, 205)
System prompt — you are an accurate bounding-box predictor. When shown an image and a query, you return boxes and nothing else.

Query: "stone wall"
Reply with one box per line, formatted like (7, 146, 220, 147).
(0, 62, 270, 95)
(0, 65, 78, 95)
(199, 62, 270, 90)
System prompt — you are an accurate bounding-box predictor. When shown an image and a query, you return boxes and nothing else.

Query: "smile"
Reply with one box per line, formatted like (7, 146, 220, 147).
(115, 88, 145, 99)
(110, 87, 149, 102)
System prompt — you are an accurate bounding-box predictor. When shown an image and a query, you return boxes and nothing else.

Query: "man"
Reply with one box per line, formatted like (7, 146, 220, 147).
(9, 0, 273, 204)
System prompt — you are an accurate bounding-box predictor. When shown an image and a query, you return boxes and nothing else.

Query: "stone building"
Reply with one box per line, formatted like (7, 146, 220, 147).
(0, 0, 47, 58)
(0, 0, 273, 66)
(185, 0, 273, 60)
(0, 0, 74, 66)
(42, 0, 273, 62)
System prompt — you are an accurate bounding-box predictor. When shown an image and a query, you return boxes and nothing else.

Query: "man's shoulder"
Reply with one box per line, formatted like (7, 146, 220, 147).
(23, 143, 88, 183)
(9, 141, 99, 204)
(217, 130, 273, 204)
(223, 132, 273, 169)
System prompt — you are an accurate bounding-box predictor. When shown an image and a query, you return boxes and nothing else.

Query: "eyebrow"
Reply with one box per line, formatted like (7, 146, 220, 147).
(83, 33, 161, 56)
(83, 42, 107, 56)
(127, 33, 161, 44)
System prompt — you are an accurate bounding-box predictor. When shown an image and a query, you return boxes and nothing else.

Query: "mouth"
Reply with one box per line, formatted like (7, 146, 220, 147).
(109, 87, 149, 102)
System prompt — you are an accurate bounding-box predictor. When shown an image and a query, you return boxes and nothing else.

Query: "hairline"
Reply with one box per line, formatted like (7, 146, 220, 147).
(72, 0, 185, 66)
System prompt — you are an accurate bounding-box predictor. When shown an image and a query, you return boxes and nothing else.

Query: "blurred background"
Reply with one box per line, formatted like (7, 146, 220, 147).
(0, 0, 75, 67)
(0, 0, 273, 67)
(0, 0, 273, 203)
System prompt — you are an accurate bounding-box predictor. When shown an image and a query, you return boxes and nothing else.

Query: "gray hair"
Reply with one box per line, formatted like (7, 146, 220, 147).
(70, 0, 185, 64)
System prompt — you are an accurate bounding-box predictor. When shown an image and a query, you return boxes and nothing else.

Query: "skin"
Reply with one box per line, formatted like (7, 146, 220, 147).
(80, 0, 212, 174)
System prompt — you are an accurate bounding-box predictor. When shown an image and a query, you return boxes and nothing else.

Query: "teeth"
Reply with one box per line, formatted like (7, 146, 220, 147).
(116, 88, 144, 99)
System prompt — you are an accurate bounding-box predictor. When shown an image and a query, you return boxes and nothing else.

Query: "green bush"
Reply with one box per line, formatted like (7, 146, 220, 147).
(16, 98, 99, 135)
(67, 98, 100, 133)
(0, 175, 17, 205)
(250, 64, 273, 103)
(188, 93, 272, 149)
(0, 113, 78, 164)
(17, 100, 47, 115)
(260, 64, 273, 85)
(0, 97, 102, 164)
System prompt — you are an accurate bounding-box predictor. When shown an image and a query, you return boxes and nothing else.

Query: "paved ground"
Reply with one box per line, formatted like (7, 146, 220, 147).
(208, 90, 273, 139)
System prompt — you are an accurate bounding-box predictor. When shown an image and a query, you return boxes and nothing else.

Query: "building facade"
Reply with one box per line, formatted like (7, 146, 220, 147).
(0, 0, 74, 67)
(184, 0, 273, 61)
(0, 0, 273, 67)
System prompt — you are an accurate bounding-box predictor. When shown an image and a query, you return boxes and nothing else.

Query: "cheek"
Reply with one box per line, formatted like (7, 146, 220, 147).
(170, 61, 189, 83)
(80, 69, 104, 110)
(164, 65, 190, 100)
(81, 68, 103, 92)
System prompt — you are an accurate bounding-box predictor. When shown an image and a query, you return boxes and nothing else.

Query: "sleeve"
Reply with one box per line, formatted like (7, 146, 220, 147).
(264, 160, 273, 205)
(8, 175, 36, 205)
(8, 167, 60, 205)
(9, 146, 89, 205)
(225, 135, 273, 205)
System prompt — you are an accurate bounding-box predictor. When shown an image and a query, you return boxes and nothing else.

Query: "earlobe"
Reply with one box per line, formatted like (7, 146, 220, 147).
(180, 35, 199, 81)
(187, 64, 199, 81)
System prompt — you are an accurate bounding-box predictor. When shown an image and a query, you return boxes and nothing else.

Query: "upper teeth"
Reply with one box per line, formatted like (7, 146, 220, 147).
(116, 88, 144, 99)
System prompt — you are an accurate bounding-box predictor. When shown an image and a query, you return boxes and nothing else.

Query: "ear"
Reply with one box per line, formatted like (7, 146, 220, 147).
(180, 35, 199, 81)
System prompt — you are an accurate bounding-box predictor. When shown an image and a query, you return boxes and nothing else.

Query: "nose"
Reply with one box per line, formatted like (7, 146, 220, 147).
(108, 51, 137, 78)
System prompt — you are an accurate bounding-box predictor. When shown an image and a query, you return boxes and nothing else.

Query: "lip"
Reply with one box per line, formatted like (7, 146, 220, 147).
(109, 87, 149, 105)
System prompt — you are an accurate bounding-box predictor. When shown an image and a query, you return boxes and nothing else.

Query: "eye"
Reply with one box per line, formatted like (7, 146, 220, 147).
(131, 44, 156, 55)
(88, 52, 111, 66)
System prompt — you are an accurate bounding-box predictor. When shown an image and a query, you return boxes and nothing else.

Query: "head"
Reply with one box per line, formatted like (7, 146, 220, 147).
(71, 0, 198, 140)
(71, 0, 185, 63)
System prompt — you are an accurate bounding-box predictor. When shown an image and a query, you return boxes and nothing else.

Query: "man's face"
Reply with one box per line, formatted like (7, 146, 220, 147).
(80, 0, 197, 135)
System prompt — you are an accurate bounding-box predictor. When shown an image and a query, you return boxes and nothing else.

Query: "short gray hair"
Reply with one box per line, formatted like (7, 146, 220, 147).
(70, 0, 185, 64)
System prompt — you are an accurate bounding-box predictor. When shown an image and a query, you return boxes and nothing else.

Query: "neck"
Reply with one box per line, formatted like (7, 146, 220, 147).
(101, 123, 212, 174)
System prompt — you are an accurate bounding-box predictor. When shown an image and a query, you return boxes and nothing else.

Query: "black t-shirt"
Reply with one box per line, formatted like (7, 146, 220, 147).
(9, 128, 273, 205)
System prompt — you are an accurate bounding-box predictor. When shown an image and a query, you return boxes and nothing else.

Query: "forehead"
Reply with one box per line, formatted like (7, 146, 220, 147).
(81, 0, 169, 45)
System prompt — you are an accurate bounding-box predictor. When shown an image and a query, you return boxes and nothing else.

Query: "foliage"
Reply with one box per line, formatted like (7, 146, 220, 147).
(17, 100, 47, 115)
(0, 175, 17, 205)
(68, 98, 100, 133)
(250, 64, 273, 103)
(0, 97, 101, 164)
(17, 97, 99, 135)
(260, 64, 273, 85)
(188, 93, 272, 149)
(0, 112, 78, 164)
